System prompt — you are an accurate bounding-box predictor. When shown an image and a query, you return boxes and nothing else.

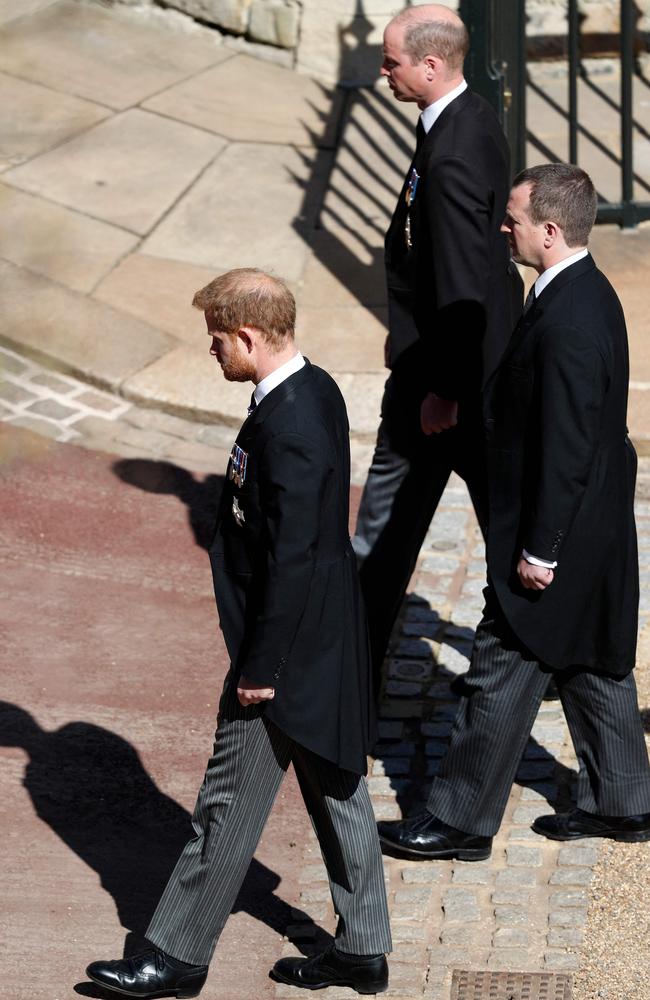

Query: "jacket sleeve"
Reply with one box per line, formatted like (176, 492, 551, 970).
(524, 324, 607, 562)
(238, 431, 328, 686)
(422, 154, 494, 400)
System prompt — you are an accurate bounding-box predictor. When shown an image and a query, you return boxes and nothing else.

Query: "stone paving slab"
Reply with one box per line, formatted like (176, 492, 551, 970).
(299, 229, 386, 309)
(0, 70, 109, 170)
(4, 108, 225, 236)
(143, 53, 343, 149)
(0, 261, 175, 389)
(0, 0, 59, 26)
(322, 87, 416, 236)
(92, 254, 217, 343)
(296, 304, 386, 373)
(0, 183, 138, 293)
(121, 343, 251, 426)
(141, 141, 330, 282)
(0, 0, 227, 110)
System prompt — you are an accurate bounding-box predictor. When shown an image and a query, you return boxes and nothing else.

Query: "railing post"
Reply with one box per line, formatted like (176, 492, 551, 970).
(567, 0, 579, 164)
(620, 0, 637, 227)
(459, 0, 526, 176)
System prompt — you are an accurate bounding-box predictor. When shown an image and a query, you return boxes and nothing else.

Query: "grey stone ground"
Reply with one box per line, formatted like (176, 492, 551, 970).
(1, 3, 650, 996)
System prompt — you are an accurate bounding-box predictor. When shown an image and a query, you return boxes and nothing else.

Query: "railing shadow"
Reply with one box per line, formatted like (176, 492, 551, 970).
(287, 3, 417, 334)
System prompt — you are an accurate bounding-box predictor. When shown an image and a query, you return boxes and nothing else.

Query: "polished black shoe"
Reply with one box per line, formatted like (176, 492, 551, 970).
(533, 808, 650, 843)
(377, 811, 492, 860)
(86, 948, 208, 998)
(271, 945, 388, 995)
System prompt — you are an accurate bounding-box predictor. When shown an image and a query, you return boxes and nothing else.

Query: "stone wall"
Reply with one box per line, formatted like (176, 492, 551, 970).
(101, 1, 650, 83)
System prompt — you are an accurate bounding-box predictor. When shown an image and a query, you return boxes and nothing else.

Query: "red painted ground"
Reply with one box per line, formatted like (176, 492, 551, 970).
(0, 425, 360, 1000)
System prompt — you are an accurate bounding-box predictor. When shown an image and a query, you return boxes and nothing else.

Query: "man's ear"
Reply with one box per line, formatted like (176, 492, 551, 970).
(237, 327, 255, 354)
(543, 221, 559, 247)
(423, 54, 439, 79)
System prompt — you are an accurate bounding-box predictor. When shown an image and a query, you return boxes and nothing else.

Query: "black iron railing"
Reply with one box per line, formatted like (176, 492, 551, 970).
(461, 0, 650, 228)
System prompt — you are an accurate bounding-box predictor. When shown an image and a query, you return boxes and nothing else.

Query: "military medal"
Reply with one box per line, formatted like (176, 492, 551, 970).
(404, 167, 419, 248)
(228, 444, 249, 488)
(232, 497, 246, 527)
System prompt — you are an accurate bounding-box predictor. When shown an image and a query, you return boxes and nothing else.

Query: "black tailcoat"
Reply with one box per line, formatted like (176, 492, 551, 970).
(209, 361, 374, 774)
(384, 87, 518, 409)
(484, 255, 639, 674)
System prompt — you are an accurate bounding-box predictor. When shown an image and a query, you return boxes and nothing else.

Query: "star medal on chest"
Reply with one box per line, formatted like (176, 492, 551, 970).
(229, 443, 249, 489)
(404, 167, 419, 249)
(232, 496, 246, 527)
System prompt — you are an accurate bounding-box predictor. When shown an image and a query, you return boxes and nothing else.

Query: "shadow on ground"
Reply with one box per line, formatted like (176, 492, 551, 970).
(374, 596, 577, 822)
(0, 701, 330, 999)
(112, 459, 225, 551)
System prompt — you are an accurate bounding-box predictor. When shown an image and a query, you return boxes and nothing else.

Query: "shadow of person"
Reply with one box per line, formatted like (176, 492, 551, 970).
(0, 701, 326, 981)
(111, 459, 225, 551)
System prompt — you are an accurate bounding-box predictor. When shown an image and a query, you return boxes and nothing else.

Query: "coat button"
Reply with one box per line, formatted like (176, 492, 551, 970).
(273, 670, 280, 680)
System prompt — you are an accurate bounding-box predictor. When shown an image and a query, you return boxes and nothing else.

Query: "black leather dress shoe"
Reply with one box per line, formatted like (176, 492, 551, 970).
(271, 945, 388, 995)
(377, 811, 492, 860)
(86, 948, 208, 998)
(533, 808, 650, 843)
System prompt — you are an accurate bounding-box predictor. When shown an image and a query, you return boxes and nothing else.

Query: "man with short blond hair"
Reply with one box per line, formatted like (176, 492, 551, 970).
(353, 4, 520, 686)
(87, 268, 392, 998)
(378, 164, 650, 860)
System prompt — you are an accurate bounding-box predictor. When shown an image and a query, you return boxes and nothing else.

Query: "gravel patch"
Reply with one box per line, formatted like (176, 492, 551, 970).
(572, 624, 650, 1000)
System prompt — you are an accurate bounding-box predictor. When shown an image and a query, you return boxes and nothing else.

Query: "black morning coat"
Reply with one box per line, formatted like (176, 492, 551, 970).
(484, 254, 639, 675)
(208, 360, 374, 775)
(384, 87, 519, 413)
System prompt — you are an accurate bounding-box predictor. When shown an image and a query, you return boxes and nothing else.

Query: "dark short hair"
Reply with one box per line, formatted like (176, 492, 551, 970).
(513, 163, 598, 246)
(193, 268, 295, 350)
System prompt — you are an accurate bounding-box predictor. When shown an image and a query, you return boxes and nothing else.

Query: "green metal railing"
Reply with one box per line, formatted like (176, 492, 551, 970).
(460, 0, 650, 228)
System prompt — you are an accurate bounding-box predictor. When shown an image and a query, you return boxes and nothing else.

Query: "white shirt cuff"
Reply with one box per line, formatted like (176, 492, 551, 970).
(522, 549, 558, 569)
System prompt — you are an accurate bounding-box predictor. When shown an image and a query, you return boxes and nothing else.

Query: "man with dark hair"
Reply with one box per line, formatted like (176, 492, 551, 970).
(86, 268, 392, 998)
(378, 165, 650, 860)
(353, 4, 520, 686)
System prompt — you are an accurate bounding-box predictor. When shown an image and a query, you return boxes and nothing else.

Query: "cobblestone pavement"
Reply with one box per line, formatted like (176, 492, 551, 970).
(3, 344, 650, 998)
(0, 344, 375, 482)
(278, 495, 650, 999)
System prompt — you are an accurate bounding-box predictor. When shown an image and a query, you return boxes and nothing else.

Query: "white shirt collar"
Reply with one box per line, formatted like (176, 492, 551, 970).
(534, 248, 589, 298)
(253, 351, 305, 406)
(420, 79, 468, 134)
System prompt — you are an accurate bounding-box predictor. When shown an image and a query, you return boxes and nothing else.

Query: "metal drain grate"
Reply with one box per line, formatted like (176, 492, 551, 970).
(450, 970, 573, 1000)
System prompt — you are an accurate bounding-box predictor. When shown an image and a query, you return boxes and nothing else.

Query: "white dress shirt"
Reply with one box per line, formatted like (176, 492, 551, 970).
(253, 351, 305, 407)
(522, 248, 589, 569)
(420, 79, 468, 134)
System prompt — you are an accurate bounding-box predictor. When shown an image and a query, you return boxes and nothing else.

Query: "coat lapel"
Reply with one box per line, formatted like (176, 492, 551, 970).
(494, 254, 596, 373)
(236, 359, 314, 446)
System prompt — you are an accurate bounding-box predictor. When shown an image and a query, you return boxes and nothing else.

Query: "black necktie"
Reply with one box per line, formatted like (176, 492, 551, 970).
(415, 117, 426, 152)
(523, 285, 536, 316)
(247, 392, 257, 416)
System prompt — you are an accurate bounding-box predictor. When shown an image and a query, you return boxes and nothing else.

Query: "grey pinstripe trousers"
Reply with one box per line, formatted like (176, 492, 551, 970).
(427, 603, 650, 838)
(146, 672, 392, 967)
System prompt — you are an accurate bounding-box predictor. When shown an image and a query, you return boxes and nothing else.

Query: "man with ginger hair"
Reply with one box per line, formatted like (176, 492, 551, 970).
(353, 4, 520, 685)
(86, 269, 392, 998)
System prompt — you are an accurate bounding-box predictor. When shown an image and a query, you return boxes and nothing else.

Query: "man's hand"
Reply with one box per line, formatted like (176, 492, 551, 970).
(420, 393, 458, 435)
(517, 558, 554, 591)
(237, 678, 276, 706)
